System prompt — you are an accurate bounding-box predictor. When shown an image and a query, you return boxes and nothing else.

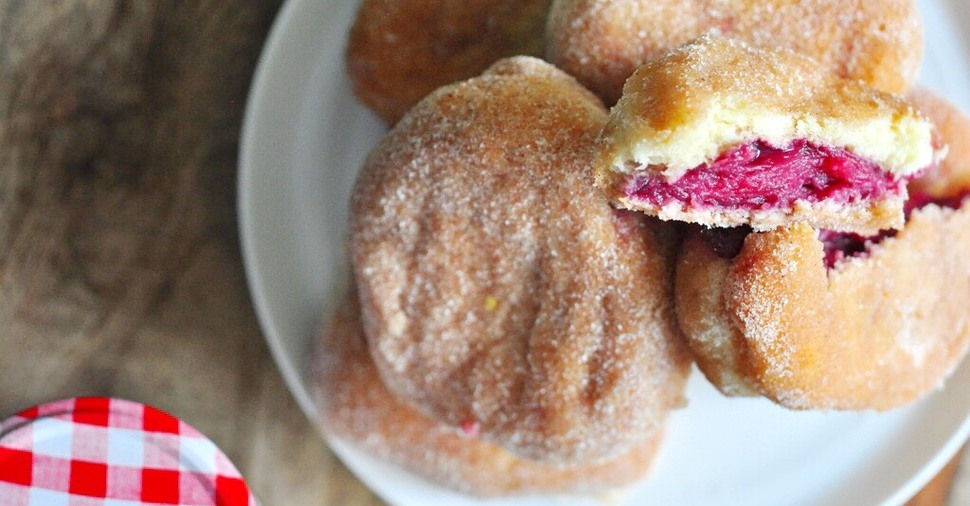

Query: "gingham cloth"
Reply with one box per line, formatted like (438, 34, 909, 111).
(0, 398, 257, 505)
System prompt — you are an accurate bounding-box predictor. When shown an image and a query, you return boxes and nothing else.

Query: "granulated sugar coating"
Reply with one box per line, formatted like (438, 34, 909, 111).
(350, 57, 690, 464)
(547, 0, 922, 104)
(593, 36, 940, 235)
(312, 293, 664, 497)
(674, 90, 970, 410)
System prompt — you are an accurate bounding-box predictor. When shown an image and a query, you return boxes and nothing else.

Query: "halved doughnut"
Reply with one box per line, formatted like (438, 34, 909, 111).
(594, 36, 941, 235)
(674, 89, 970, 410)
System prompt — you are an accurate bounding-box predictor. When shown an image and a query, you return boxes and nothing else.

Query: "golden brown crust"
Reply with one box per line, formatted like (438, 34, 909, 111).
(679, 211, 970, 410)
(674, 237, 758, 396)
(595, 36, 935, 179)
(346, 0, 552, 125)
(606, 195, 906, 237)
(675, 96, 970, 409)
(350, 58, 690, 463)
(313, 293, 663, 497)
(592, 36, 937, 235)
(547, 0, 923, 105)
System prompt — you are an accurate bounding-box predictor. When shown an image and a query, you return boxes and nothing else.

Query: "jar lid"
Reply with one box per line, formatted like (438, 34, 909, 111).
(0, 397, 257, 505)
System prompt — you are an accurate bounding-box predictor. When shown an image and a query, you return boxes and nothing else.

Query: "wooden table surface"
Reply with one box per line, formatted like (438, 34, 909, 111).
(0, 1, 966, 505)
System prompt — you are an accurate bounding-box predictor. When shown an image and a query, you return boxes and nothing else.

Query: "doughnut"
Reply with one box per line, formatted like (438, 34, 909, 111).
(346, 0, 552, 125)
(673, 89, 970, 410)
(313, 292, 664, 497)
(546, 0, 923, 104)
(593, 36, 941, 235)
(350, 56, 691, 464)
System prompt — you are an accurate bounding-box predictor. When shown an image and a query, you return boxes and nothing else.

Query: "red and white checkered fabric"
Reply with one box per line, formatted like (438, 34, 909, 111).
(0, 398, 257, 506)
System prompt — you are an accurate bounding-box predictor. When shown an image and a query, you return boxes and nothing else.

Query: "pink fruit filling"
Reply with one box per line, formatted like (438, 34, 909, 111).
(818, 229, 889, 268)
(624, 140, 904, 210)
(701, 190, 968, 268)
(460, 418, 480, 438)
(821, 189, 970, 267)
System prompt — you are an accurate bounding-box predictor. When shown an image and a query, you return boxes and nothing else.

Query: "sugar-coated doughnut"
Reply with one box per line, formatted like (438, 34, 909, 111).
(350, 57, 690, 463)
(593, 36, 941, 235)
(674, 89, 970, 410)
(313, 293, 664, 497)
(346, 0, 552, 125)
(547, 0, 922, 104)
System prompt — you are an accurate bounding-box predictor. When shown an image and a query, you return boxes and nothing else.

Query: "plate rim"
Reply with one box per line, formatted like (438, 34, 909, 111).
(239, 0, 318, 419)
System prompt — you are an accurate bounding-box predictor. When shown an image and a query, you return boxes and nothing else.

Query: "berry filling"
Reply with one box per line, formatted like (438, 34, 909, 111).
(460, 418, 480, 438)
(624, 140, 905, 210)
(699, 225, 751, 259)
(818, 229, 892, 268)
(701, 190, 969, 268)
(821, 189, 970, 267)
(698, 188, 968, 268)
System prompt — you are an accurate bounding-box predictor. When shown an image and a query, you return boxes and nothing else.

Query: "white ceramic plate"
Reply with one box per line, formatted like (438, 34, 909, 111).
(239, 1, 970, 504)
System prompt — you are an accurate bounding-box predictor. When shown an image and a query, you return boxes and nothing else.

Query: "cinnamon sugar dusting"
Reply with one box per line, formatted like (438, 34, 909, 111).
(312, 293, 664, 497)
(548, 0, 923, 104)
(350, 57, 690, 464)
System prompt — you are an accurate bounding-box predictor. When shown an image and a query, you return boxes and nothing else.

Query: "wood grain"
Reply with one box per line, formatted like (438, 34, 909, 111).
(0, 0, 376, 503)
(0, 1, 963, 505)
